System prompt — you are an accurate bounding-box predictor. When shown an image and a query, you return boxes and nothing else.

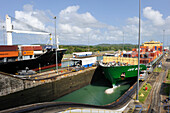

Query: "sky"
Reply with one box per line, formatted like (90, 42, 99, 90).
(0, 0, 170, 46)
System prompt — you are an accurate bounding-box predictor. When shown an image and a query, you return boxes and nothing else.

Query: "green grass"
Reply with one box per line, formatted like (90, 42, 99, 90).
(138, 83, 152, 103)
(153, 67, 163, 72)
(164, 69, 170, 95)
(167, 69, 170, 80)
(163, 80, 170, 96)
(163, 85, 170, 96)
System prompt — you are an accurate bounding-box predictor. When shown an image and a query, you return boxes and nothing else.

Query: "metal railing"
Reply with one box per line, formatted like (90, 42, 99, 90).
(60, 107, 122, 113)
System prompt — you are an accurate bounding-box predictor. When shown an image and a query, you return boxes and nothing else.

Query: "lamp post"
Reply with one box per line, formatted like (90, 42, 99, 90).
(136, 0, 141, 102)
(54, 16, 58, 74)
(123, 32, 124, 51)
(88, 35, 89, 52)
(3, 26, 5, 44)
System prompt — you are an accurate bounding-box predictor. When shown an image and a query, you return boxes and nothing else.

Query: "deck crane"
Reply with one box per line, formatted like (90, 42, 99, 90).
(6, 15, 53, 45)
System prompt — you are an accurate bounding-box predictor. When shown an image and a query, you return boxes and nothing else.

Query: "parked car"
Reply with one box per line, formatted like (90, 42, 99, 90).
(139, 70, 148, 81)
(18, 70, 36, 75)
(146, 65, 153, 74)
(71, 65, 84, 72)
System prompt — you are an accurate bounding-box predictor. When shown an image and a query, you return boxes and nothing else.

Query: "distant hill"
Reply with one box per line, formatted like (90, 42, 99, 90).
(96, 43, 137, 47)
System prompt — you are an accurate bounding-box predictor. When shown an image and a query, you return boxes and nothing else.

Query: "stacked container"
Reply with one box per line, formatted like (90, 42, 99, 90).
(0, 45, 19, 58)
(21, 46, 34, 56)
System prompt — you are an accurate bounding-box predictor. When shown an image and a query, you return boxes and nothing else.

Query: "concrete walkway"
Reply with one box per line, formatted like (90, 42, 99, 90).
(59, 102, 129, 113)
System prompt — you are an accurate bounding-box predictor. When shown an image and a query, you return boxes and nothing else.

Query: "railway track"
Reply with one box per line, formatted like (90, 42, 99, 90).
(14, 66, 95, 81)
(14, 67, 73, 80)
(147, 55, 169, 113)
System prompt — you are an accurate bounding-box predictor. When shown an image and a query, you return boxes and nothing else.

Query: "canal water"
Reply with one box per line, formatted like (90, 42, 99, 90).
(54, 77, 135, 105)
(56, 56, 135, 105)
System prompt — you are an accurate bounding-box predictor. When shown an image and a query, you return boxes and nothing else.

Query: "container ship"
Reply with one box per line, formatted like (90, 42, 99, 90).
(100, 40, 163, 86)
(0, 45, 66, 74)
(0, 15, 66, 74)
(100, 63, 146, 86)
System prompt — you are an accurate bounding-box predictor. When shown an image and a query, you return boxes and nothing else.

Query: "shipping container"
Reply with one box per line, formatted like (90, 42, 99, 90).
(140, 58, 150, 64)
(22, 51, 34, 56)
(21, 46, 34, 51)
(145, 48, 148, 52)
(132, 48, 136, 51)
(0, 45, 18, 51)
(33, 46, 43, 51)
(0, 51, 19, 58)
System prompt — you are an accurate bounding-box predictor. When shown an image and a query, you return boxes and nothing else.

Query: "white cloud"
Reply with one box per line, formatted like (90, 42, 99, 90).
(59, 6, 97, 25)
(1, 4, 170, 45)
(57, 5, 128, 44)
(127, 17, 139, 25)
(12, 4, 54, 32)
(3, 4, 55, 45)
(143, 7, 165, 26)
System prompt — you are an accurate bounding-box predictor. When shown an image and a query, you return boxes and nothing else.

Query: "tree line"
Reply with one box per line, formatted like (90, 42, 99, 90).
(59, 44, 137, 54)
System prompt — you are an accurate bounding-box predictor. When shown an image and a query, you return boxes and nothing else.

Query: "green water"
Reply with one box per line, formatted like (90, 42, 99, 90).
(54, 78, 135, 105)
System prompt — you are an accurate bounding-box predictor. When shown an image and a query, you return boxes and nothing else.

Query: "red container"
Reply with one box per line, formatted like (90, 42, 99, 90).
(140, 58, 150, 64)
(146, 48, 148, 52)
(21, 46, 33, 51)
(33, 46, 42, 51)
(0, 45, 18, 51)
(132, 48, 137, 51)
(140, 46, 145, 49)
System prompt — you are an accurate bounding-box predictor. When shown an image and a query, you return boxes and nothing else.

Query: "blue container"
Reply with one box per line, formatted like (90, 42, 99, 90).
(155, 46, 157, 50)
(89, 63, 93, 67)
(83, 64, 88, 68)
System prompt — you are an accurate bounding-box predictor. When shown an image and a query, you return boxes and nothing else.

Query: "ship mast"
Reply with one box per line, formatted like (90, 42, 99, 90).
(5, 15, 52, 45)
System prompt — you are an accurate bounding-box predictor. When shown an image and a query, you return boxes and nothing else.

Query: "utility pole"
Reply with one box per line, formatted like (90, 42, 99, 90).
(54, 16, 58, 74)
(136, 0, 141, 102)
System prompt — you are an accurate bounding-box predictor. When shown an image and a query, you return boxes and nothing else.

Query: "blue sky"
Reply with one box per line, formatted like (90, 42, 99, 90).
(0, 0, 170, 45)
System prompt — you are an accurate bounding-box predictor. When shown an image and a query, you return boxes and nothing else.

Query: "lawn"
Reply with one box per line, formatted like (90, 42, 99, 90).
(139, 83, 152, 103)
(164, 69, 170, 95)
(153, 67, 163, 72)
(167, 69, 170, 80)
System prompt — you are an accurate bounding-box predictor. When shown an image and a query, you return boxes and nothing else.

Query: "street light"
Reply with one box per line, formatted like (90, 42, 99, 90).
(88, 35, 89, 52)
(136, 0, 141, 102)
(3, 26, 5, 44)
(54, 16, 58, 74)
(123, 32, 125, 51)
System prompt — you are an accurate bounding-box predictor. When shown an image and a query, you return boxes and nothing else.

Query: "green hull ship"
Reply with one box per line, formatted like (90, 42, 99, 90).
(100, 64, 146, 86)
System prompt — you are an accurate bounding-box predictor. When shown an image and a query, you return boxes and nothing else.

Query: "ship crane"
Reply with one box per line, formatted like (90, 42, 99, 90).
(6, 15, 53, 45)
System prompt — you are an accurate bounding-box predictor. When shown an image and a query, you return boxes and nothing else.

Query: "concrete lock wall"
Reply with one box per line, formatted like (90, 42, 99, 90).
(0, 67, 98, 110)
(0, 72, 45, 96)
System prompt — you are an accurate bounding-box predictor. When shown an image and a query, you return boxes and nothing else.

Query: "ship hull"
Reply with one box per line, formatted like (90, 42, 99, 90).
(0, 49, 66, 74)
(100, 64, 146, 86)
